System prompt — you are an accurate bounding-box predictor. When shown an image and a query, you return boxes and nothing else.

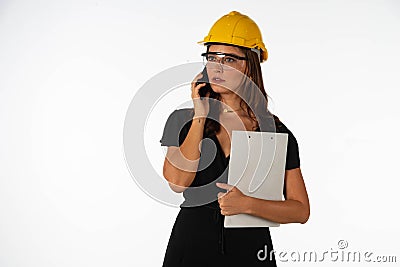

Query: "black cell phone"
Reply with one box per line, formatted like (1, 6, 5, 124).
(196, 67, 212, 97)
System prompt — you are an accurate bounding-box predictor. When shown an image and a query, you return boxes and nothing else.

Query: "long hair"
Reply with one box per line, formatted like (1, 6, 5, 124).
(192, 44, 280, 136)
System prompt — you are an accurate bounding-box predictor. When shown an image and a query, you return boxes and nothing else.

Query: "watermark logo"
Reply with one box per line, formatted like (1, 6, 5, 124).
(337, 239, 348, 250)
(123, 62, 278, 207)
(257, 244, 275, 262)
(257, 240, 397, 263)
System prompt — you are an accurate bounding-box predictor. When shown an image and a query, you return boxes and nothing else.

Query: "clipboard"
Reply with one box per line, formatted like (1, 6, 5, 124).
(224, 130, 288, 228)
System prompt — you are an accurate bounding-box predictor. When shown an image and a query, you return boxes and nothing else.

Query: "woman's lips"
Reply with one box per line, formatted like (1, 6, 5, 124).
(211, 77, 226, 84)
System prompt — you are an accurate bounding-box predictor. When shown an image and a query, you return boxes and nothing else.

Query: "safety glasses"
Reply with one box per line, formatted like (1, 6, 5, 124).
(201, 52, 247, 70)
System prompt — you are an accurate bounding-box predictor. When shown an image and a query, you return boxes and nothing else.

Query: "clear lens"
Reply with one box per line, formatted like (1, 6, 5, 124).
(202, 53, 245, 70)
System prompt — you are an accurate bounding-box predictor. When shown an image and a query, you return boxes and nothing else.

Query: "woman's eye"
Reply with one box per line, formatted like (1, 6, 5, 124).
(207, 56, 217, 62)
(225, 57, 236, 63)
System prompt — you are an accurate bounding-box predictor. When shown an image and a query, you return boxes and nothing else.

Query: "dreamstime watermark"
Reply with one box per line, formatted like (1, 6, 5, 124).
(123, 62, 279, 207)
(257, 240, 397, 263)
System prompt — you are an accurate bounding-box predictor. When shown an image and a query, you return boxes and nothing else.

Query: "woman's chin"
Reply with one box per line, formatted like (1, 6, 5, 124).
(210, 84, 234, 94)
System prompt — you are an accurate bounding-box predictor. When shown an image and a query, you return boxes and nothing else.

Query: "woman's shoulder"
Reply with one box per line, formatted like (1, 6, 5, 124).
(164, 108, 195, 129)
(160, 108, 194, 147)
(271, 114, 301, 170)
(271, 114, 293, 134)
(168, 107, 194, 122)
(169, 107, 193, 116)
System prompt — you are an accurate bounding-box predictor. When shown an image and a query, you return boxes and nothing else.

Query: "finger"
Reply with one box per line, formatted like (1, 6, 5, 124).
(191, 82, 204, 95)
(216, 182, 234, 191)
(192, 85, 206, 100)
(192, 83, 206, 98)
(217, 192, 224, 199)
(194, 82, 206, 91)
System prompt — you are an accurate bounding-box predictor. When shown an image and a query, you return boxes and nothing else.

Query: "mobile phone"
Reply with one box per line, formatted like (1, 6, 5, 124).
(196, 67, 212, 97)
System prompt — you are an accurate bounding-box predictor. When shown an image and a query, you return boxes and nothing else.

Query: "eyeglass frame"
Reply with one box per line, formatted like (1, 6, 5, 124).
(201, 52, 247, 70)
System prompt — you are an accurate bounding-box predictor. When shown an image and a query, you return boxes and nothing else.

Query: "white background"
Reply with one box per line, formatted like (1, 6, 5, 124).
(1, 0, 399, 266)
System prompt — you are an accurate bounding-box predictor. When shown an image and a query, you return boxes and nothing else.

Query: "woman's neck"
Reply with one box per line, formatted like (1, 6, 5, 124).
(220, 93, 242, 111)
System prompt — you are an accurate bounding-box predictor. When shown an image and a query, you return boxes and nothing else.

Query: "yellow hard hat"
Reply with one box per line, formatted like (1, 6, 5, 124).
(198, 11, 268, 62)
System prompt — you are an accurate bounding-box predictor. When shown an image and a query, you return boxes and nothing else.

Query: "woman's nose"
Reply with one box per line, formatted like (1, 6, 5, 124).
(214, 64, 224, 73)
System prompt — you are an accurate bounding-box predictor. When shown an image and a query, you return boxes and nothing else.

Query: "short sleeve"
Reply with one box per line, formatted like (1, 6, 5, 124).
(159, 108, 193, 147)
(285, 128, 301, 170)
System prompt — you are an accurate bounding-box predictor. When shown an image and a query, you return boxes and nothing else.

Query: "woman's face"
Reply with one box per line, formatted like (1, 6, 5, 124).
(206, 44, 247, 94)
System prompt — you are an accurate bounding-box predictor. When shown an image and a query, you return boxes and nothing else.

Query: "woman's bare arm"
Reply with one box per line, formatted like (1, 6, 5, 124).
(217, 167, 310, 223)
(244, 167, 310, 223)
(163, 117, 206, 193)
(162, 72, 210, 193)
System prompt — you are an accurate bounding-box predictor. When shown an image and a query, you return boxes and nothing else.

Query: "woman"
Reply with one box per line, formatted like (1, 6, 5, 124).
(160, 11, 310, 266)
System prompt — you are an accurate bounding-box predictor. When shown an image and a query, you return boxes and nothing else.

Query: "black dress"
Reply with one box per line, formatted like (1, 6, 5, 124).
(160, 108, 301, 267)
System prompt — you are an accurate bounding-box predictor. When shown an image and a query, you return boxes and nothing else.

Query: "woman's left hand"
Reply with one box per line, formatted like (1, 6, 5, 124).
(216, 182, 251, 216)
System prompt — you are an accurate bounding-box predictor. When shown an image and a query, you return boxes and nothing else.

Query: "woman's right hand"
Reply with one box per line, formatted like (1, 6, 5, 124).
(191, 72, 210, 118)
